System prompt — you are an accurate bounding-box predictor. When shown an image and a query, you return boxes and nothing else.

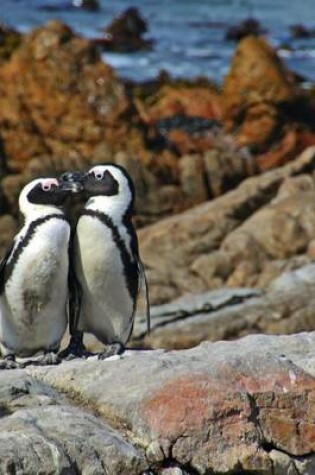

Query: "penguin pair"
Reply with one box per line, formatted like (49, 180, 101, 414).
(0, 164, 150, 369)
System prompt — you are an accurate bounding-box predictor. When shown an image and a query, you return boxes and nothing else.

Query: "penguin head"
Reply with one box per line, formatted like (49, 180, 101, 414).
(19, 178, 78, 217)
(64, 164, 135, 218)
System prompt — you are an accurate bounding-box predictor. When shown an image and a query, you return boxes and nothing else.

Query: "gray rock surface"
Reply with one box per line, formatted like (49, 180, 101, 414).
(132, 263, 315, 350)
(0, 370, 147, 474)
(2, 332, 315, 473)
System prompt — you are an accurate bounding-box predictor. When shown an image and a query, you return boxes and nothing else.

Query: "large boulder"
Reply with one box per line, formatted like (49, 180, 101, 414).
(222, 36, 299, 158)
(2, 332, 315, 473)
(139, 147, 315, 304)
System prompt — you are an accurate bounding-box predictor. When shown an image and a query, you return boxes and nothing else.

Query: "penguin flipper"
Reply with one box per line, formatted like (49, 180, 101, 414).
(67, 234, 82, 337)
(0, 241, 15, 295)
(138, 258, 151, 335)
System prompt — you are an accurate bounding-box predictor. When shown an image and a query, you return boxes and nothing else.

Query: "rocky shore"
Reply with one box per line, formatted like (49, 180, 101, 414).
(1, 17, 315, 474)
(2, 332, 315, 474)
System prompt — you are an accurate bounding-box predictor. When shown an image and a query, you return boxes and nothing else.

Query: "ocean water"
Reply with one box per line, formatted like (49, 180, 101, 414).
(1, 0, 315, 84)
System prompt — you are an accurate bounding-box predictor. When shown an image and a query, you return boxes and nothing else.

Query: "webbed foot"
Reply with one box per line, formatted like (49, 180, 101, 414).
(0, 354, 25, 370)
(59, 334, 90, 360)
(25, 351, 61, 367)
(98, 342, 125, 360)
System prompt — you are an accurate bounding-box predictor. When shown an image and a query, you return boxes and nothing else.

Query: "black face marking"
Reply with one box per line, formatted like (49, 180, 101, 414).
(62, 163, 136, 217)
(79, 209, 139, 302)
(82, 169, 119, 197)
(2, 215, 68, 289)
(27, 183, 70, 207)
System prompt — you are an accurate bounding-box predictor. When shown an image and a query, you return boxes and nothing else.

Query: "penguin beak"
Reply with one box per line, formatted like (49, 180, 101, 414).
(60, 172, 85, 193)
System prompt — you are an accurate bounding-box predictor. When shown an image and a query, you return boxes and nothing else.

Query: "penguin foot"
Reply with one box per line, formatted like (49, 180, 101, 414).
(39, 351, 61, 366)
(26, 351, 61, 367)
(98, 342, 125, 360)
(59, 335, 90, 360)
(0, 355, 25, 370)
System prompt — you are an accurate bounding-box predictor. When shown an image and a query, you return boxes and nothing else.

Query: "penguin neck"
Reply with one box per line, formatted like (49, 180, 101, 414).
(85, 195, 129, 225)
(23, 205, 64, 225)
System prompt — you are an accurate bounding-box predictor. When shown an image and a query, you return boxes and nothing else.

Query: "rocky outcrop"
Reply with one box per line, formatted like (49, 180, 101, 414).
(225, 17, 267, 41)
(0, 21, 181, 223)
(223, 36, 297, 149)
(132, 264, 315, 349)
(2, 332, 315, 473)
(139, 147, 315, 304)
(0, 24, 21, 63)
(95, 7, 152, 52)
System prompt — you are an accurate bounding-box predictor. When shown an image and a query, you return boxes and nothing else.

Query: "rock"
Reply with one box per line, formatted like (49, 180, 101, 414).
(0, 331, 313, 473)
(0, 215, 18, 259)
(223, 36, 296, 115)
(132, 287, 261, 347)
(139, 146, 315, 304)
(96, 7, 153, 53)
(225, 17, 267, 41)
(257, 128, 315, 171)
(135, 80, 224, 156)
(0, 133, 8, 178)
(142, 82, 223, 123)
(290, 24, 315, 39)
(0, 20, 134, 172)
(0, 24, 21, 63)
(178, 154, 208, 204)
(0, 21, 179, 223)
(0, 370, 147, 474)
(223, 36, 297, 152)
(133, 264, 315, 349)
(203, 147, 256, 197)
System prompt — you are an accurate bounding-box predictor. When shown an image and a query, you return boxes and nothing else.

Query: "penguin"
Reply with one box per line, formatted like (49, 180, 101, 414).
(60, 164, 150, 359)
(0, 177, 78, 369)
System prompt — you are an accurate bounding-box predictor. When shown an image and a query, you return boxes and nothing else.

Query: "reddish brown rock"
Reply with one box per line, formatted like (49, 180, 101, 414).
(0, 20, 135, 172)
(0, 24, 21, 63)
(0, 21, 182, 224)
(223, 36, 296, 118)
(222, 36, 297, 155)
(0, 214, 18, 259)
(143, 83, 223, 123)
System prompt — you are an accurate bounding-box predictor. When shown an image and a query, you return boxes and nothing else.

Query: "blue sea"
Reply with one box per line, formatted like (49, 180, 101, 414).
(1, 0, 315, 84)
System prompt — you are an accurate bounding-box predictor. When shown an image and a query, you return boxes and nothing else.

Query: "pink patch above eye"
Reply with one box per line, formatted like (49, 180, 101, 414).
(41, 178, 59, 191)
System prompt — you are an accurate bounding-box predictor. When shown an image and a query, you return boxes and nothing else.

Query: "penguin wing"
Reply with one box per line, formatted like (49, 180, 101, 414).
(137, 257, 151, 335)
(128, 222, 151, 335)
(68, 234, 82, 336)
(0, 241, 15, 295)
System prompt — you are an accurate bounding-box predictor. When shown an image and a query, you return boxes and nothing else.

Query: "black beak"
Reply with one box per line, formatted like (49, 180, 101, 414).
(60, 171, 85, 192)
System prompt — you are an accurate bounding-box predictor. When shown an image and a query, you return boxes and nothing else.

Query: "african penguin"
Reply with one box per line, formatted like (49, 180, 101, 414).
(0, 177, 78, 369)
(60, 164, 150, 359)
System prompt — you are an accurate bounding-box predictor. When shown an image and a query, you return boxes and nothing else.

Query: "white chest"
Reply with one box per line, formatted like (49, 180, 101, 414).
(0, 218, 70, 354)
(74, 215, 135, 342)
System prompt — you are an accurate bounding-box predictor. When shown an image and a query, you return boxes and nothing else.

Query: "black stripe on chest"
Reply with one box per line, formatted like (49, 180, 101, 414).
(79, 209, 139, 301)
(4, 214, 67, 287)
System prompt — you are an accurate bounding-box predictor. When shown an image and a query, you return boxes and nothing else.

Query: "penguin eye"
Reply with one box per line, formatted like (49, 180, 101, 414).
(42, 183, 58, 191)
(94, 172, 103, 180)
